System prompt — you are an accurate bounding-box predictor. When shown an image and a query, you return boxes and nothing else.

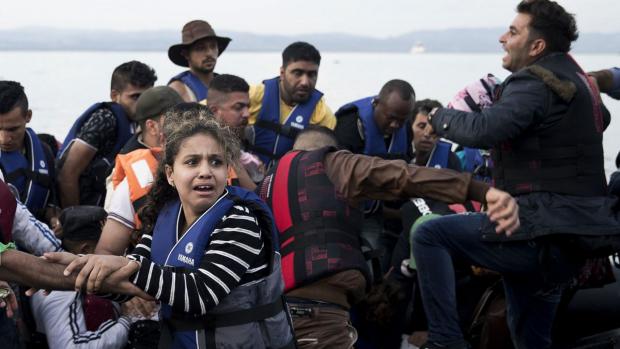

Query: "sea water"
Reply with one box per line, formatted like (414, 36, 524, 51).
(1, 50, 618, 175)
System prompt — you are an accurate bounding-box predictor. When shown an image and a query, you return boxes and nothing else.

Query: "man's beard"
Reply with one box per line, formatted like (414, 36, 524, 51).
(193, 65, 214, 74)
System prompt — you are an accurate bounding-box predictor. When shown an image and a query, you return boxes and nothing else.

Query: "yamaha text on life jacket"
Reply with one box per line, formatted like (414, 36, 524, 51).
(150, 186, 294, 349)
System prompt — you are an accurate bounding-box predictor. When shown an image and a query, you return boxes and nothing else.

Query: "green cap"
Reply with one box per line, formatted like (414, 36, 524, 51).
(408, 213, 443, 270)
(134, 86, 183, 122)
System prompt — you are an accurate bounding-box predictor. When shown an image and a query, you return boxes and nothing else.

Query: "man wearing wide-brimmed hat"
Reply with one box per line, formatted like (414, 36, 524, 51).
(168, 20, 231, 103)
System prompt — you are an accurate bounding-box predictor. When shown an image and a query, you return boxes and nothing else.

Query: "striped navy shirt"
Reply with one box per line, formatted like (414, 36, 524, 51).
(120, 204, 269, 315)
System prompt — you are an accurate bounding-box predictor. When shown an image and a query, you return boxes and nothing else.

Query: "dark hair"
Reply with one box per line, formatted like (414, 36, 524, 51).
(294, 125, 339, 148)
(378, 79, 415, 102)
(110, 61, 157, 91)
(282, 42, 321, 67)
(413, 99, 443, 116)
(0, 81, 28, 114)
(139, 117, 239, 235)
(517, 0, 578, 53)
(208, 74, 250, 108)
(209, 74, 249, 94)
(162, 102, 212, 140)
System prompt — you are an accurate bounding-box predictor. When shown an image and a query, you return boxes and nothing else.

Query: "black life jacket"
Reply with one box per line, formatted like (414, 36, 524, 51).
(492, 53, 607, 196)
(118, 132, 148, 155)
(258, 147, 371, 292)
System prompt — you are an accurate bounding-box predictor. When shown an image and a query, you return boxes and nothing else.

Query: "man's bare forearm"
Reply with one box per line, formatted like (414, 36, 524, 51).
(0, 250, 75, 290)
(0, 250, 145, 297)
(58, 175, 80, 208)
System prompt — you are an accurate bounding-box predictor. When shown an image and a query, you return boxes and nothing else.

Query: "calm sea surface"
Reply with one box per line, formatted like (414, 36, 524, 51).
(1, 51, 618, 175)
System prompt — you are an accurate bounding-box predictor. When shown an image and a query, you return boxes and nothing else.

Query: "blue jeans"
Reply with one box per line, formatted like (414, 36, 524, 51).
(412, 213, 577, 349)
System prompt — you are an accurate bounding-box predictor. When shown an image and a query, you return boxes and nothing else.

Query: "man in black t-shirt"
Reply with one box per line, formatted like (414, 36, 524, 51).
(57, 61, 157, 208)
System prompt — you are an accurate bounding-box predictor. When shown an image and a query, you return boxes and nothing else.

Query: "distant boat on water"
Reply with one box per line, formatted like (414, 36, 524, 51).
(410, 42, 426, 54)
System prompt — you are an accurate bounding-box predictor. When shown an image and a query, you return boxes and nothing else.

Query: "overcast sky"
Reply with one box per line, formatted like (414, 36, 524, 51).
(2, 0, 618, 37)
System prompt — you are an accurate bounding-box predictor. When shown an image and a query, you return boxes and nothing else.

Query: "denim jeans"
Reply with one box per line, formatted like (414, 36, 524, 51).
(412, 213, 576, 349)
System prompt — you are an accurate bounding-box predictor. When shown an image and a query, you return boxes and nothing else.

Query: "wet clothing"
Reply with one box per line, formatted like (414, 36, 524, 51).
(420, 52, 618, 348)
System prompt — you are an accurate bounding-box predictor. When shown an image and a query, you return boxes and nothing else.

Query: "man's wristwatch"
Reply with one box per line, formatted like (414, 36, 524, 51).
(428, 107, 449, 132)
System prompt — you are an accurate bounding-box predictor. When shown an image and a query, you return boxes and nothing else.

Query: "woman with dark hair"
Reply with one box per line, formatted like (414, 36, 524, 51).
(62, 114, 294, 348)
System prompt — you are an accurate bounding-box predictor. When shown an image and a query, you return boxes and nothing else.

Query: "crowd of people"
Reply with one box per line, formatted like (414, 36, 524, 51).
(0, 0, 619, 348)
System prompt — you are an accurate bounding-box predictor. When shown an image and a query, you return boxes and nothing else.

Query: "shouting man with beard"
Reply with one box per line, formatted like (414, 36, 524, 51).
(168, 20, 231, 102)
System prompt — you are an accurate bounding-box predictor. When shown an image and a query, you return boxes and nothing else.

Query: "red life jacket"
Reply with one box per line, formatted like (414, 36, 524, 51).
(258, 148, 370, 292)
(0, 180, 17, 243)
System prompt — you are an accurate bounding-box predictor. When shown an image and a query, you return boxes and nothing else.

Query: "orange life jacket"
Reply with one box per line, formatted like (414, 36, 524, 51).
(227, 166, 240, 186)
(111, 147, 161, 229)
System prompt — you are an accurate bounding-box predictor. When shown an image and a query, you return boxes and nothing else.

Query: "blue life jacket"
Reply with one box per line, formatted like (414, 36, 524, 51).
(57, 102, 132, 206)
(340, 96, 408, 214)
(342, 96, 408, 156)
(58, 102, 132, 165)
(425, 140, 451, 169)
(0, 128, 51, 214)
(151, 186, 293, 349)
(457, 147, 493, 183)
(250, 77, 323, 167)
(169, 71, 209, 101)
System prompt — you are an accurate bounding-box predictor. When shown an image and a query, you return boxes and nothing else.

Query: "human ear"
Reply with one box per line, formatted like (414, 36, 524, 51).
(110, 89, 120, 103)
(165, 164, 174, 186)
(530, 38, 546, 57)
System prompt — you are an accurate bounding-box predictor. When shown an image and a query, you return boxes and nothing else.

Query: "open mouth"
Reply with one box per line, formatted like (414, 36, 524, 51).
(194, 184, 214, 193)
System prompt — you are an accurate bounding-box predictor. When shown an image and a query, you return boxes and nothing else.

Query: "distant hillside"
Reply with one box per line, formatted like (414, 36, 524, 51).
(1, 27, 618, 53)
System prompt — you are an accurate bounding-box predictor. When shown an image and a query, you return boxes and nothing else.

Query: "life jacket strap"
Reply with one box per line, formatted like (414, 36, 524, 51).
(4, 168, 52, 188)
(254, 119, 303, 139)
(166, 296, 285, 330)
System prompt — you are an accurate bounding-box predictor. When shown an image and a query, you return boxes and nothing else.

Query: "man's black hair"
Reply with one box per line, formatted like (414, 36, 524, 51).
(378, 79, 416, 102)
(110, 61, 157, 91)
(517, 0, 578, 53)
(413, 99, 443, 116)
(0, 81, 28, 114)
(282, 42, 321, 67)
(209, 74, 250, 94)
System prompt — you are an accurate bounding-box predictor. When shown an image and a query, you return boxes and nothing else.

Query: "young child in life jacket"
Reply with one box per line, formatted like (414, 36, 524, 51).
(60, 114, 295, 349)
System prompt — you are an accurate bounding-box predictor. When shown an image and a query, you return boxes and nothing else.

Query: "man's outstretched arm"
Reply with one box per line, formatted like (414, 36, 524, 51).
(0, 250, 75, 290)
(0, 250, 145, 297)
